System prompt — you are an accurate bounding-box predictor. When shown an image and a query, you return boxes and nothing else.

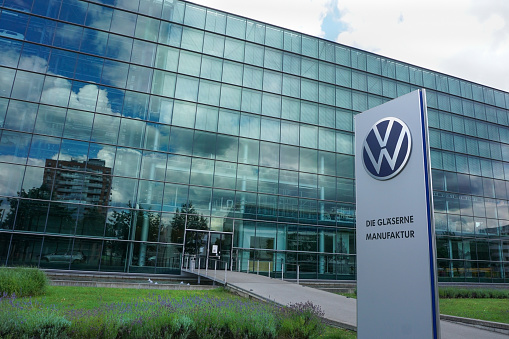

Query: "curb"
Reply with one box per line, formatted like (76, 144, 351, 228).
(49, 280, 217, 290)
(440, 314, 509, 335)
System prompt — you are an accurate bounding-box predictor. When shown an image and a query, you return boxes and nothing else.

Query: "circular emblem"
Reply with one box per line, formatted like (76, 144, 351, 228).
(362, 117, 412, 180)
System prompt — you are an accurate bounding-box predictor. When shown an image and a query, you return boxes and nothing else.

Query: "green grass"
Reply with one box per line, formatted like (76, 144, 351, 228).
(0, 266, 48, 297)
(336, 287, 509, 325)
(1, 286, 356, 338)
(439, 298, 509, 324)
(31, 285, 229, 310)
(318, 326, 357, 339)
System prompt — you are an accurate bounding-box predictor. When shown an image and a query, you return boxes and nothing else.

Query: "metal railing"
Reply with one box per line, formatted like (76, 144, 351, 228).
(232, 257, 303, 284)
(182, 254, 230, 285)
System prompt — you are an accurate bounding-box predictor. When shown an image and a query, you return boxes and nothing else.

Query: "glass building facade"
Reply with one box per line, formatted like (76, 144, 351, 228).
(0, 0, 508, 281)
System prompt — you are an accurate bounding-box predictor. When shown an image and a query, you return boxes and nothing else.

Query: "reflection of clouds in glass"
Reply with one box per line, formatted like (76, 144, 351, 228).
(69, 84, 99, 111)
(96, 147, 117, 169)
(1, 48, 22, 68)
(53, 23, 83, 47)
(110, 176, 139, 207)
(86, 2, 114, 31)
(0, 157, 45, 197)
(4, 100, 38, 132)
(40, 76, 72, 107)
(55, 152, 86, 163)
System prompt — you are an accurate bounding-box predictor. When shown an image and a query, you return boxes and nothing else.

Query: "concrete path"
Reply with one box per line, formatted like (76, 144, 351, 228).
(184, 268, 508, 339)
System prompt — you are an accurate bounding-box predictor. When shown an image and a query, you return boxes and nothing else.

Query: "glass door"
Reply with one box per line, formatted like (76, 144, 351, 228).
(183, 230, 232, 270)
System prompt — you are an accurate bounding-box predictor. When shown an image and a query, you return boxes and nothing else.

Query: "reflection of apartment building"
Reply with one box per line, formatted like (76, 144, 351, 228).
(44, 159, 112, 207)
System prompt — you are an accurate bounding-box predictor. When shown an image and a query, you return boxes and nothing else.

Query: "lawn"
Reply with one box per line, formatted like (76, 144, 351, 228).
(1, 286, 356, 338)
(338, 288, 509, 325)
(439, 298, 509, 324)
(30, 285, 228, 310)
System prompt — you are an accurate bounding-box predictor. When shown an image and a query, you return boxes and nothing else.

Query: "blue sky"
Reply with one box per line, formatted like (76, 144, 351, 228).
(190, 0, 509, 93)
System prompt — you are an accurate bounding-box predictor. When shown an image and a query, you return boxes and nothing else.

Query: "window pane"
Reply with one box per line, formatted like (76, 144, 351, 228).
(4, 100, 38, 133)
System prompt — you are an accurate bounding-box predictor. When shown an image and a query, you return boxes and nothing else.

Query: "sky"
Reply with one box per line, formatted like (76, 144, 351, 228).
(189, 0, 509, 93)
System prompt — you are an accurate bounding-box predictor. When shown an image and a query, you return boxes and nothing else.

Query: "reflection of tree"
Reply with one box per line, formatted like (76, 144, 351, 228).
(104, 203, 161, 265)
(3, 185, 52, 231)
(77, 207, 107, 236)
(171, 202, 208, 255)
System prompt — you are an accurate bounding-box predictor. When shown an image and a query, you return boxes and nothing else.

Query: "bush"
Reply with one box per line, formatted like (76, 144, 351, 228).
(0, 297, 70, 338)
(0, 288, 330, 338)
(440, 287, 509, 299)
(0, 267, 48, 297)
(277, 301, 325, 339)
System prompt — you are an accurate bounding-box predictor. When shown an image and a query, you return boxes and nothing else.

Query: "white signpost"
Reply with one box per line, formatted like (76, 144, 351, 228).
(355, 89, 440, 339)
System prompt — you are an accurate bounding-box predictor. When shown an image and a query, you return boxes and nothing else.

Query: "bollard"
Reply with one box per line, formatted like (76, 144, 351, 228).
(224, 262, 228, 284)
(257, 260, 259, 275)
(281, 262, 284, 281)
(268, 262, 271, 278)
(198, 257, 201, 285)
(297, 265, 300, 285)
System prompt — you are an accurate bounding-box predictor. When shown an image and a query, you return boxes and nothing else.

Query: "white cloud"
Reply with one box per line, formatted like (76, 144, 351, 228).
(335, 0, 509, 92)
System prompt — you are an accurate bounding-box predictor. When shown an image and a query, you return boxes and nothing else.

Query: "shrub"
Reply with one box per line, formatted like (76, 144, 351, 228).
(277, 301, 325, 339)
(0, 297, 70, 338)
(0, 267, 48, 297)
(440, 287, 509, 299)
(0, 288, 332, 338)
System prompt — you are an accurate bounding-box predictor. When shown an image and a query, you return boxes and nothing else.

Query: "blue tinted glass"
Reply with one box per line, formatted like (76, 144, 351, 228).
(101, 87, 124, 114)
(4, 100, 38, 132)
(0, 38, 22, 67)
(59, 0, 88, 25)
(0, 130, 31, 164)
(101, 59, 128, 88)
(3, 0, 31, 12)
(0, 9, 29, 38)
(85, 3, 112, 30)
(81, 28, 108, 56)
(110, 9, 136, 36)
(53, 22, 83, 51)
(106, 34, 132, 62)
(122, 91, 149, 119)
(31, 0, 61, 19)
(75, 55, 103, 83)
(18, 43, 51, 73)
(25, 16, 56, 45)
(139, 0, 163, 17)
(28, 135, 61, 165)
(48, 49, 77, 78)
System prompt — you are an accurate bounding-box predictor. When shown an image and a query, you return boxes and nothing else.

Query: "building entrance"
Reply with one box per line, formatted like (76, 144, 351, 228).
(183, 230, 232, 271)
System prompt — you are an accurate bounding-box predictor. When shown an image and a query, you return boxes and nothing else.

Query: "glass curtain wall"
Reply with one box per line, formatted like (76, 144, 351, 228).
(0, 0, 508, 281)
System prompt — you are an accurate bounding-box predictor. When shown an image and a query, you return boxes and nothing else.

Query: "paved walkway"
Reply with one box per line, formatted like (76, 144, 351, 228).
(183, 268, 508, 339)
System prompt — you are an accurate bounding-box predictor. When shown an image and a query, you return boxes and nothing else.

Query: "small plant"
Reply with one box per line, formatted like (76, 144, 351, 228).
(440, 287, 509, 299)
(0, 294, 70, 338)
(0, 286, 345, 338)
(0, 267, 48, 297)
(278, 301, 325, 339)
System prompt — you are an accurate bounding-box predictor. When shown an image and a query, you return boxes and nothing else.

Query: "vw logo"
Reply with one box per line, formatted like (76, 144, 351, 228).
(363, 117, 412, 180)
